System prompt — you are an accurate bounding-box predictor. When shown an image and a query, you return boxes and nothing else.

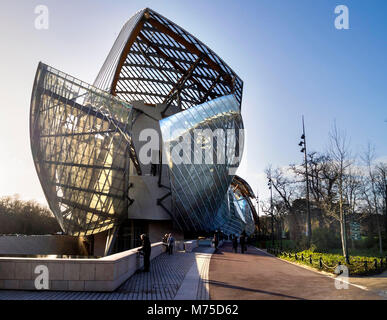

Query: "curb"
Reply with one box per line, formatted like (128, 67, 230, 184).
(254, 247, 369, 292)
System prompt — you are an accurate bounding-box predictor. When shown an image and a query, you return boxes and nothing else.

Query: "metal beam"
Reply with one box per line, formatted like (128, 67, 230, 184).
(59, 197, 122, 220)
(110, 17, 146, 95)
(54, 183, 124, 200)
(200, 74, 222, 103)
(42, 159, 125, 171)
(163, 55, 203, 107)
(38, 89, 142, 175)
(137, 33, 215, 107)
(146, 16, 234, 90)
(122, 63, 230, 86)
(128, 49, 210, 70)
(118, 76, 174, 86)
(40, 129, 116, 138)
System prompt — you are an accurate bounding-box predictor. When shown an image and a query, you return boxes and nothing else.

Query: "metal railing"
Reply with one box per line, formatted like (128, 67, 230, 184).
(267, 247, 387, 275)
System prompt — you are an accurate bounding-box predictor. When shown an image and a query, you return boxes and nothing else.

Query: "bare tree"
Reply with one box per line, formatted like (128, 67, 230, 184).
(264, 166, 301, 242)
(376, 163, 387, 235)
(361, 144, 383, 255)
(328, 122, 352, 262)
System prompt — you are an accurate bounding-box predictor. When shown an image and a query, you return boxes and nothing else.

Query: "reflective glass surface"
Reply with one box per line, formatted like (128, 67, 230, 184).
(160, 95, 244, 232)
(30, 63, 137, 236)
(214, 186, 256, 236)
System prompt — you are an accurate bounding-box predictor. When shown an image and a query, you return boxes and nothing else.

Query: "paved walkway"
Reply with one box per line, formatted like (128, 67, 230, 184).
(0, 246, 213, 300)
(1, 243, 386, 300)
(349, 271, 387, 299)
(208, 243, 383, 300)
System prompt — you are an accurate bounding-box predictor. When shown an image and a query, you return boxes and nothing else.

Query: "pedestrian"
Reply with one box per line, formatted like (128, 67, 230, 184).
(138, 233, 151, 272)
(240, 231, 246, 254)
(167, 233, 175, 255)
(242, 230, 248, 251)
(213, 231, 219, 253)
(162, 233, 168, 251)
(232, 234, 238, 253)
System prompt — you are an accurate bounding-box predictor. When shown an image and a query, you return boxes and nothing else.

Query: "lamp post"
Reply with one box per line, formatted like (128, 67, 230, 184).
(299, 116, 312, 248)
(268, 177, 274, 246)
(256, 189, 260, 238)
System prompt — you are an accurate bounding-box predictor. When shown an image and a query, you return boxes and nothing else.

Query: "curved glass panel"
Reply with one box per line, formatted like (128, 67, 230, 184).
(160, 95, 244, 232)
(30, 63, 137, 236)
(215, 190, 244, 236)
(214, 178, 257, 236)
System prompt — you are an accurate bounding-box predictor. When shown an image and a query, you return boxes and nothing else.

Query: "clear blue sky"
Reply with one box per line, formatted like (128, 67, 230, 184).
(0, 0, 386, 205)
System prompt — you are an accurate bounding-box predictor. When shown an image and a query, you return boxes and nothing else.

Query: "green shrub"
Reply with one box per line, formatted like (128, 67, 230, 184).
(275, 249, 386, 276)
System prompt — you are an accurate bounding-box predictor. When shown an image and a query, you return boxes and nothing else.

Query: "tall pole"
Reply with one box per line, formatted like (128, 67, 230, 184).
(300, 116, 312, 247)
(268, 177, 274, 246)
(256, 189, 260, 237)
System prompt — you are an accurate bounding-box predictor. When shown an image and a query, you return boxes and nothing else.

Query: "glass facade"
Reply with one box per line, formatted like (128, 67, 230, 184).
(160, 95, 244, 232)
(30, 8, 258, 238)
(30, 63, 139, 236)
(214, 186, 256, 236)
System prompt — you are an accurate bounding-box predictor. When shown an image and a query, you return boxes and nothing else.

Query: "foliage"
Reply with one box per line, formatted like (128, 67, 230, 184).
(265, 239, 296, 250)
(0, 195, 61, 235)
(311, 227, 341, 252)
(260, 127, 387, 257)
(271, 248, 387, 276)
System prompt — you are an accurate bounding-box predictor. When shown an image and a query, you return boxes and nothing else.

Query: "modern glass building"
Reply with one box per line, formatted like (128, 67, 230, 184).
(30, 8, 258, 255)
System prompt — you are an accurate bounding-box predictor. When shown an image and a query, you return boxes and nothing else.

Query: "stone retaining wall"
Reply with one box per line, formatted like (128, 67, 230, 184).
(0, 242, 165, 292)
(0, 235, 88, 256)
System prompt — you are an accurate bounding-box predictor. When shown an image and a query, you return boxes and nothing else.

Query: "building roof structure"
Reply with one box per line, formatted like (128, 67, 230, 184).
(30, 8, 257, 239)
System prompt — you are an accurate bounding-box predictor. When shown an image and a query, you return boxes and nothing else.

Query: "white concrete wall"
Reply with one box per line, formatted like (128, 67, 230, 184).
(128, 106, 172, 220)
(0, 242, 165, 292)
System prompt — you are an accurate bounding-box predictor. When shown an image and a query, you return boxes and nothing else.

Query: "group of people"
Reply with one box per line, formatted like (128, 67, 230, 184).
(138, 230, 248, 273)
(137, 233, 175, 273)
(231, 231, 248, 254)
(162, 233, 175, 255)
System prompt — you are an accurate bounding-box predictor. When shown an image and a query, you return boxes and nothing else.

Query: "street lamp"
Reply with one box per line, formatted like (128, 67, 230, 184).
(299, 116, 312, 248)
(255, 189, 260, 238)
(268, 177, 274, 246)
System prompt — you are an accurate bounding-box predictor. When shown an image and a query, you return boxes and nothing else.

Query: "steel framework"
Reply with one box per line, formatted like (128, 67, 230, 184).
(94, 8, 243, 116)
(30, 8, 257, 238)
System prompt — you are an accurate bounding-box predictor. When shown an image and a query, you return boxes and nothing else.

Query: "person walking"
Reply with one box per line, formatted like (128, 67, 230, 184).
(167, 233, 175, 255)
(162, 233, 169, 251)
(232, 234, 238, 253)
(213, 231, 219, 253)
(240, 231, 246, 254)
(138, 234, 151, 272)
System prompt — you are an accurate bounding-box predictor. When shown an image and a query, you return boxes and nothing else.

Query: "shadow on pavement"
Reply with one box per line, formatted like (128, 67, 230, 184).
(206, 279, 306, 300)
